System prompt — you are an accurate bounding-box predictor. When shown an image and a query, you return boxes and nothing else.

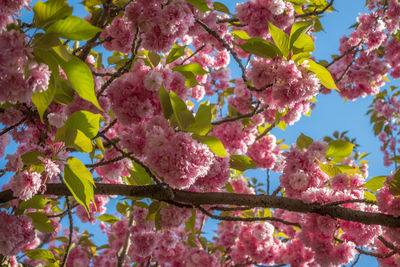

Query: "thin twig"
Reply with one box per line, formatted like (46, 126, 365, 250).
(180, 45, 206, 65)
(117, 206, 135, 267)
(212, 103, 265, 126)
(96, 27, 141, 98)
(60, 198, 74, 267)
(85, 155, 126, 168)
(0, 116, 27, 137)
(355, 247, 395, 259)
(196, 205, 301, 227)
(295, 0, 334, 18)
(350, 253, 361, 267)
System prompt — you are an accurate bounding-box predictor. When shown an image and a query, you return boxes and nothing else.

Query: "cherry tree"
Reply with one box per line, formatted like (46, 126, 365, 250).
(1, 0, 400, 266)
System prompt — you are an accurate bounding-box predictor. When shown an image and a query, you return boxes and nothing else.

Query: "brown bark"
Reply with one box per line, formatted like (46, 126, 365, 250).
(1, 183, 399, 228)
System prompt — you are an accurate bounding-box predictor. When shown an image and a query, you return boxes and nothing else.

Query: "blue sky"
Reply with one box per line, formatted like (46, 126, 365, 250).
(2, 0, 395, 266)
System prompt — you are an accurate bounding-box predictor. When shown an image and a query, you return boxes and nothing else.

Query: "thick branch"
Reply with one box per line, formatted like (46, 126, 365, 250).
(2, 184, 400, 228)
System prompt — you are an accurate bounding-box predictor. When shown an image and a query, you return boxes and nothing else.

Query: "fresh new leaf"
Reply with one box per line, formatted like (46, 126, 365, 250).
(32, 78, 56, 122)
(186, 102, 212, 135)
(19, 195, 50, 210)
(298, 58, 338, 90)
(64, 110, 102, 139)
(27, 212, 55, 233)
(362, 176, 386, 192)
(239, 38, 281, 58)
(229, 155, 258, 171)
(293, 34, 315, 53)
(184, 0, 211, 12)
(128, 162, 155, 185)
(21, 150, 46, 165)
(269, 22, 290, 57)
(326, 140, 354, 159)
(33, 0, 73, 28)
(169, 91, 195, 130)
(364, 191, 377, 201)
(231, 30, 251, 40)
(32, 32, 61, 49)
(185, 209, 197, 232)
(289, 20, 313, 50)
(159, 85, 174, 119)
(97, 214, 120, 224)
(166, 45, 186, 64)
(192, 134, 227, 157)
(172, 63, 208, 76)
(25, 248, 56, 262)
(148, 51, 160, 67)
(47, 16, 102, 40)
(213, 2, 230, 14)
(57, 54, 102, 111)
(296, 133, 313, 149)
(64, 157, 95, 214)
(56, 127, 93, 153)
(318, 161, 342, 178)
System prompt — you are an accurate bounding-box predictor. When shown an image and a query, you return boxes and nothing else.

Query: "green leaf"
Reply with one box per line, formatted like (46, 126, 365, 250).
(296, 133, 313, 149)
(128, 162, 154, 185)
(169, 91, 195, 130)
(33, 0, 73, 29)
(20, 195, 50, 210)
(57, 53, 102, 111)
(32, 32, 62, 49)
(229, 155, 258, 171)
(47, 16, 102, 40)
(231, 30, 251, 40)
(185, 209, 197, 232)
(32, 78, 56, 123)
(148, 51, 160, 67)
(56, 127, 93, 152)
(239, 38, 281, 58)
(192, 134, 227, 157)
(289, 20, 313, 50)
(186, 102, 212, 135)
(33, 48, 59, 73)
(364, 191, 377, 201)
(159, 85, 174, 119)
(362, 176, 386, 192)
(64, 110, 102, 139)
(25, 248, 55, 262)
(268, 22, 290, 57)
(213, 2, 230, 14)
(172, 63, 208, 76)
(326, 140, 354, 160)
(27, 212, 55, 233)
(97, 214, 120, 224)
(373, 121, 384, 136)
(298, 58, 338, 90)
(293, 34, 315, 53)
(21, 150, 46, 165)
(184, 0, 211, 12)
(318, 161, 342, 178)
(64, 157, 95, 214)
(95, 137, 105, 154)
(166, 45, 186, 64)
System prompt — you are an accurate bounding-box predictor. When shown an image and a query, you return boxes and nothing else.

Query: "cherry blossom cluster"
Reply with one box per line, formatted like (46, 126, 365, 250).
(1, 0, 400, 266)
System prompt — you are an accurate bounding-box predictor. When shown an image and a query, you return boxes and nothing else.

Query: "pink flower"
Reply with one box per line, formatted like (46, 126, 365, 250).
(11, 170, 41, 200)
(0, 211, 35, 256)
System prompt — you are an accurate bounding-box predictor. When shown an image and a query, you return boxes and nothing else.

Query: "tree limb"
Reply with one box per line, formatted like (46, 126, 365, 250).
(2, 184, 400, 228)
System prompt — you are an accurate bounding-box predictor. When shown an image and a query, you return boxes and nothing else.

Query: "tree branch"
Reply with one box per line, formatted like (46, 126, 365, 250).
(295, 0, 334, 18)
(2, 184, 400, 228)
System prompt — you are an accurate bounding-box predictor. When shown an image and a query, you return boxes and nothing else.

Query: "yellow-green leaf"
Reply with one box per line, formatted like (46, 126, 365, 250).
(269, 22, 290, 57)
(47, 16, 102, 40)
(64, 157, 95, 214)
